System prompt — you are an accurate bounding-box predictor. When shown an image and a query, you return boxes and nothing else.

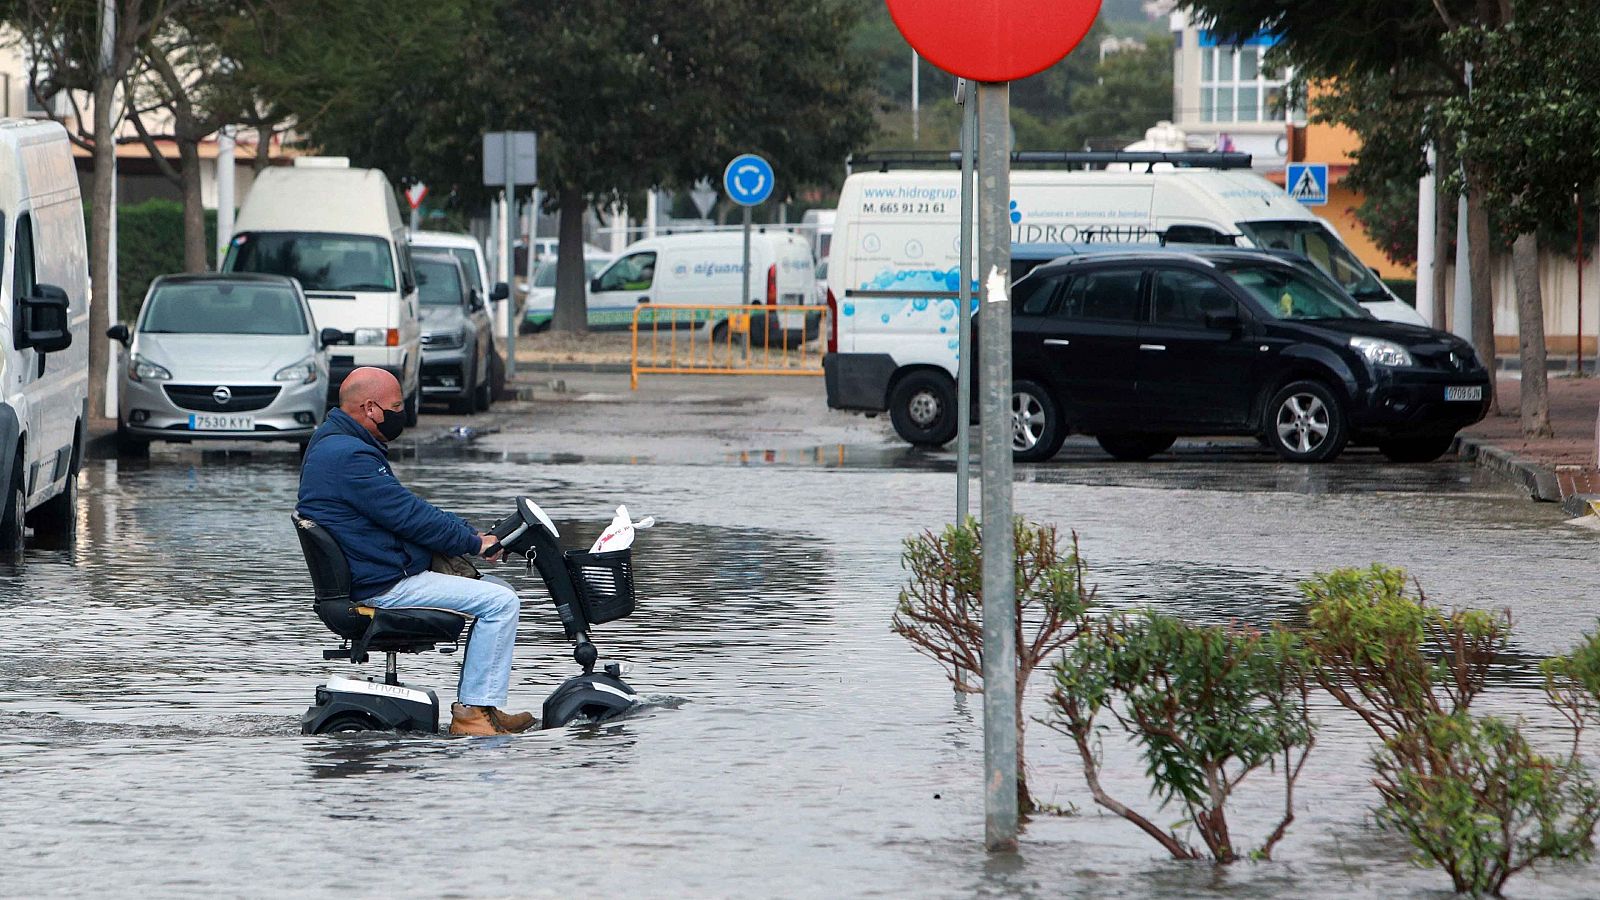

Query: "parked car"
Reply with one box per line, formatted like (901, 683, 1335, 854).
(520, 254, 613, 333)
(989, 248, 1491, 464)
(411, 230, 510, 351)
(107, 274, 337, 453)
(414, 252, 494, 412)
(0, 118, 90, 551)
(223, 157, 423, 426)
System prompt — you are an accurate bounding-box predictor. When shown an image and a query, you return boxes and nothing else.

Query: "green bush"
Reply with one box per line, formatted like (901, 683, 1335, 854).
(1301, 567, 1600, 896)
(892, 517, 1093, 813)
(84, 200, 218, 323)
(1044, 612, 1315, 863)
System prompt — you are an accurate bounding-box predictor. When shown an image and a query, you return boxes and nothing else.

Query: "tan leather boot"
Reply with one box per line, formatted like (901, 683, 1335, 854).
(449, 702, 503, 736)
(485, 707, 536, 733)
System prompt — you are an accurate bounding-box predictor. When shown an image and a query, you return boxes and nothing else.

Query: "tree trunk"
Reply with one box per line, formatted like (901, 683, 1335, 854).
(88, 73, 116, 423)
(1511, 232, 1553, 437)
(552, 187, 589, 335)
(179, 138, 207, 272)
(254, 126, 273, 173)
(1434, 175, 1453, 328)
(1466, 182, 1499, 413)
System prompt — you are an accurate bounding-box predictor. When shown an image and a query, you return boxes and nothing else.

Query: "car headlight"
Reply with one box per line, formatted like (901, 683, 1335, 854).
(1349, 336, 1414, 368)
(274, 357, 318, 384)
(352, 327, 386, 346)
(129, 353, 172, 382)
(423, 330, 465, 350)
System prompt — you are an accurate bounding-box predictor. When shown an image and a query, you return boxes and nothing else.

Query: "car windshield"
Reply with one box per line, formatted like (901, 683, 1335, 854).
(141, 283, 307, 335)
(1225, 263, 1367, 321)
(448, 248, 483, 291)
(226, 232, 396, 292)
(415, 258, 464, 306)
(1236, 220, 1389, 301)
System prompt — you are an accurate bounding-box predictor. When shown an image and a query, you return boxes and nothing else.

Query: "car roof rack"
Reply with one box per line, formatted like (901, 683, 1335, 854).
(846, 150, 1254, 174)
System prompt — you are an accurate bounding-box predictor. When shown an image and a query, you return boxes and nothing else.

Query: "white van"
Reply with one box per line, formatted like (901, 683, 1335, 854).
(223, 159, 423, 423)
(410, 230, 509, 347)
(0, 119, 88, 550)
(823, 165, 1424, 441)
(586, 231, 816, 335)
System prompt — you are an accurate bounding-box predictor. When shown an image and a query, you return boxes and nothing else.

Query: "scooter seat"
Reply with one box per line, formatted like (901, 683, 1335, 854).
(315, 600, 468, 654)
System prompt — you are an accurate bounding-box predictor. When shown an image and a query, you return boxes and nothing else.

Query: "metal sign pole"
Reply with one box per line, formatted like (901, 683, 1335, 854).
(976, 79, 1017, 852)
(502, 135, 517, 379)
(956, 84, 976, 523)
(742, 205, 753, 304)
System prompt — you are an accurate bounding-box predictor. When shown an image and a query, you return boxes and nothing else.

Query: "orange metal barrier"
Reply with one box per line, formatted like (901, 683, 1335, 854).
(630, 303, 830, 389)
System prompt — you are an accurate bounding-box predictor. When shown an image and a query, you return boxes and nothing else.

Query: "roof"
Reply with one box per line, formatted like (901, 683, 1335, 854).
(233, 166, 401, 237)
(410, 231, 482, 251)
(152, 272, 298, 287)
(1030, 245, 1294, 274)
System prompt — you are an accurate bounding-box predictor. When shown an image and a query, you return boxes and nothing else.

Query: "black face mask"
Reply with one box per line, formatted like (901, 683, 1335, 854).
(371, 404, 405, 442)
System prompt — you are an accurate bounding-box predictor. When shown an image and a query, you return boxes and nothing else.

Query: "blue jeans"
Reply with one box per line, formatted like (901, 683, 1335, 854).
(367, 571, 520, 708)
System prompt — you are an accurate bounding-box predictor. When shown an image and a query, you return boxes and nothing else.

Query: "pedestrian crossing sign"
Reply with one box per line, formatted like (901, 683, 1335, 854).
(1286, 163, 1328, 206)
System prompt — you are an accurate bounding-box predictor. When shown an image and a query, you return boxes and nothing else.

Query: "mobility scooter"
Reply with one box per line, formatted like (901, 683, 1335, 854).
(294, 497, 642, 734)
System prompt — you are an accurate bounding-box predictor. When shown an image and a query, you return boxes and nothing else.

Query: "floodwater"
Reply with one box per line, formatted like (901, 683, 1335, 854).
(3, 443, 1599, 898)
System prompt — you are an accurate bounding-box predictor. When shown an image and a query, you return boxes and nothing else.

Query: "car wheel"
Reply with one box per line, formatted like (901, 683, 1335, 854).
(1266, 380, 1348, 463)
(404, 390, 419, 427)
(26, 450, 77, 542)
(1095, 433, 1175, 462)
(475, 365, 494, 411)
(1, 457, 24, 553)
(1379, 433, 1457, 463)
(1012, 379, 1067, 463)
(711, 320, 731, 346)
(889, 370, 958, 447)
(115, 425, 149, 458)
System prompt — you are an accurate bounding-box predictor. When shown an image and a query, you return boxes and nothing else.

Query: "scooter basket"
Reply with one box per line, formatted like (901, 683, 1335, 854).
(562, 548, 636, 625)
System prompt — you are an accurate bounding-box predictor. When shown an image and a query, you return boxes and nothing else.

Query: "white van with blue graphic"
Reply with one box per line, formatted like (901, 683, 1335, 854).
(586, 231, 815, 336)
(822, 166, 1423, 447)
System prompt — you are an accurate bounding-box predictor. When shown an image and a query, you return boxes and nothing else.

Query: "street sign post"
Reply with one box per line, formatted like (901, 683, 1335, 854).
(405, 183, 428, 233)
(1286, 163, 1329, 206)
(723, 154, 775, 306)
(889, 0, 1101, 854)
(484, 132, 537, 378)
(956, 81, 975, 524)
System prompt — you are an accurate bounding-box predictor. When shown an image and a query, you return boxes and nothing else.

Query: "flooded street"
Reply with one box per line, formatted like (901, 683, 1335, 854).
(3, 433, 1598, 898)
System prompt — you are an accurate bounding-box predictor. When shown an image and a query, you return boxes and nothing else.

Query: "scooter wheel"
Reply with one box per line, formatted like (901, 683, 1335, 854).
(316, 712, 378, 734)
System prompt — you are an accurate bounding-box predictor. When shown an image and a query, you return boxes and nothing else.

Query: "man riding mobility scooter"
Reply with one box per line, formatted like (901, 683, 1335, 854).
(294, 497, 643, 734)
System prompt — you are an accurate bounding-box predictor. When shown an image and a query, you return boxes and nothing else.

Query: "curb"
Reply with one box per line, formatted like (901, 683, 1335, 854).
(1455, 435, 1562, 502)
(510, 361, 631, 374)
(1561, 493, 1600, 518)
(84, 422, 119, 462)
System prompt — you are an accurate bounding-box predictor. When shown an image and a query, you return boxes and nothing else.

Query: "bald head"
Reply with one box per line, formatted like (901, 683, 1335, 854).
(340, 367, 402, 411)
(339, 367, 405, 441)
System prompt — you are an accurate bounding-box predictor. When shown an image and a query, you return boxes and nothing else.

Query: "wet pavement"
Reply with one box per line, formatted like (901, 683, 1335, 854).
(3, 383, 1599, 898)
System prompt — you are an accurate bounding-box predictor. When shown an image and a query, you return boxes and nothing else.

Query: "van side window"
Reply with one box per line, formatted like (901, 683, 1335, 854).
(1013, 273, 1066, 316)
(1164, 225, 1233, 246)
(13, 212, 35, 340)
(1056, 268, 1143, 323)
(1152, 269, 1237, 327)
(597, 252, 656, 291)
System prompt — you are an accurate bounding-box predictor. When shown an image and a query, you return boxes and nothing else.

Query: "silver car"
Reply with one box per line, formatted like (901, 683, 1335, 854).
(415, 252, 494, 412)
(107, 274, 339, 452)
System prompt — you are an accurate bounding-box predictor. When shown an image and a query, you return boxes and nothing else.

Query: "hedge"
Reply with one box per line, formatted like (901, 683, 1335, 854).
(84, 200, 218, 323)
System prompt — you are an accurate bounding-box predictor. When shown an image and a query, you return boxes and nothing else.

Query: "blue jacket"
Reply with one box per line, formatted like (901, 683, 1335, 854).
(296, 408, 480, 601)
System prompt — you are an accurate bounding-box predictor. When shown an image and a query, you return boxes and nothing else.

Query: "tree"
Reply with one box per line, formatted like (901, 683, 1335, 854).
(1441, 1, 1600, 436)
(1179, 0, 1506, 393)
(2, 0, 191, 422)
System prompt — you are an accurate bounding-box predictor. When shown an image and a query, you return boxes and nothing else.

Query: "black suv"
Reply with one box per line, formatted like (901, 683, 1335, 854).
(1003, 248, 1491, 463)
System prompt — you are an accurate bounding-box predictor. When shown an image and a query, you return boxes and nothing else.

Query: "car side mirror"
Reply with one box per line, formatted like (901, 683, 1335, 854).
(23, 284, 71, 352)
(490, 281, 510, 302)
(106, 323, 131, 347)
(320, 327, 345, 348)
(1204, 311, 1242, 332)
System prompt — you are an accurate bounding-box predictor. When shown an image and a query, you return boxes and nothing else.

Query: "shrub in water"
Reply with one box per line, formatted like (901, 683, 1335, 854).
(1301, 567, 1600, 896)
(1043, 612, 1315, 863)
(893, 518, 1092, 813)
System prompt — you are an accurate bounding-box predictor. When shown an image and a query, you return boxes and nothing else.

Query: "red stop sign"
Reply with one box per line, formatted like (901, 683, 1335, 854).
(886, 0, 1101, 83)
